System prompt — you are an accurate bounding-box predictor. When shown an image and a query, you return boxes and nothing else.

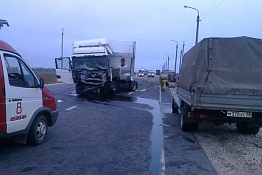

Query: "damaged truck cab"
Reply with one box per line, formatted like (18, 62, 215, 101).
(56, 38, 137, 95)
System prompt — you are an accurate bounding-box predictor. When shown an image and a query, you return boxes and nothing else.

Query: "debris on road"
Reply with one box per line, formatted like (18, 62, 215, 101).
(57, 98, 63, 103)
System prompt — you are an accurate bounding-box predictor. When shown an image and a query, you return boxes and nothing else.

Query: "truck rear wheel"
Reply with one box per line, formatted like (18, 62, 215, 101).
(28, 115, 48, 145)
(236, 123, 260, 134)
(172, 99, 178, 113)
(180, 103, 199, 132)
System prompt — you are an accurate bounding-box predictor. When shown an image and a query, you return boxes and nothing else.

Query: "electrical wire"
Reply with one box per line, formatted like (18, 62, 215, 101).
(183, 23, 196, 41)
(201, 0, 226, 20)
(201, 0, 220, 17)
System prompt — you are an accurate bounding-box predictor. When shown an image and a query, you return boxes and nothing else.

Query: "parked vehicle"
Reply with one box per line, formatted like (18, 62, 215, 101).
(0, 40, 58, 145)
(173, 37, 262, 134)
(166, 71, 176, 82)
(156, 70, 160, 75)
(148, 71, 155, 77)
(138, 68, 147, 75)
(137, 72, 144, 77)
(55, 38, 137, 94)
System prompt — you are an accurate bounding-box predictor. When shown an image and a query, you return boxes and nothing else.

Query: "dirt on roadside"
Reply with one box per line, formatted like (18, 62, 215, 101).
(35, 72, 57, 84)
(194, 124, 262, 175)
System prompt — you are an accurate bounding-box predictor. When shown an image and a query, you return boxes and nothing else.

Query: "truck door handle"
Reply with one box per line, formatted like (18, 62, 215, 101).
(9, 98, 22, 102)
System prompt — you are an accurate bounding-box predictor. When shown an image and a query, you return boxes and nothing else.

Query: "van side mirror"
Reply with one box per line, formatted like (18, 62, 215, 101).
(39, 77, 44, 89)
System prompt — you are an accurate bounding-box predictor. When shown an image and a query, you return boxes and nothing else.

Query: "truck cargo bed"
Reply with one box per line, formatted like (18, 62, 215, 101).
(177, 88, 262, 112)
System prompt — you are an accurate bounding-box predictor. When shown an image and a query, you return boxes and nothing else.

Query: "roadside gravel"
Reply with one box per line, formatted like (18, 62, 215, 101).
(194, 123, 262, 175)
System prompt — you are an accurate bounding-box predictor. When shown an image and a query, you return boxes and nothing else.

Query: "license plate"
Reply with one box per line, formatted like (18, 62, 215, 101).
(227, 111, 252, 118)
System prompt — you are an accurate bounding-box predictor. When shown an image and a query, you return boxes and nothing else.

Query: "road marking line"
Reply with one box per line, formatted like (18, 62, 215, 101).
(65, 106, 77, 111)
(127, 92, 133, 95)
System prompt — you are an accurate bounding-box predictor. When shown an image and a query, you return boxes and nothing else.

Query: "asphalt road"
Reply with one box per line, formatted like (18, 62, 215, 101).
(0, 76, 217, 175)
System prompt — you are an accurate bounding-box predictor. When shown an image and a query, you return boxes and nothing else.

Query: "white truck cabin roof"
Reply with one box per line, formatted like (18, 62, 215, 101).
(72, 38, 135, 57)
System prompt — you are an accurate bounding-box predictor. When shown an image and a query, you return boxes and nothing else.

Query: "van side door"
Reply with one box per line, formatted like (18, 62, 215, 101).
(3, 53, 42, 133)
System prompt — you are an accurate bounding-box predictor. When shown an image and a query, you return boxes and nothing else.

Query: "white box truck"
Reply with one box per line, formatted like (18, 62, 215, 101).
(56, 38, 137, 95)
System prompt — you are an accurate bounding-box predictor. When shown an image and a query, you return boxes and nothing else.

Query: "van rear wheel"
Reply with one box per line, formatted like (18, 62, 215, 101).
(28, 115, 48, 145)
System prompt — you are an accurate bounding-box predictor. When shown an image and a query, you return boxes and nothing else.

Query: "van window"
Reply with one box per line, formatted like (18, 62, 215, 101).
(4, 54, 38, 88)
(20, 61, 37, 88)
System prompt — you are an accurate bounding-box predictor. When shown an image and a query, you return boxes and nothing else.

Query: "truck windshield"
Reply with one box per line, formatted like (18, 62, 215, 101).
(73, 56, 108, 71)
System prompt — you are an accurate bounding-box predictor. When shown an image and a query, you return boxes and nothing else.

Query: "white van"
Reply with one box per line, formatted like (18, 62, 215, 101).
(0, 40, 58, 145)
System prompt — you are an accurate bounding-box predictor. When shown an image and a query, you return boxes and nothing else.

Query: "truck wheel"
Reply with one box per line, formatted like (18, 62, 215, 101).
(134, 82, 138, 90)
(180, 104, 191, 132)
(129, 81, 137, 91)
(172, 99, 178, 113)
(28, 115, 48, 145)
(76, 84, 82, 94)
(180, 103, 199, 132)
(237, 123, 260, 134)
(191, 123, 199, 131)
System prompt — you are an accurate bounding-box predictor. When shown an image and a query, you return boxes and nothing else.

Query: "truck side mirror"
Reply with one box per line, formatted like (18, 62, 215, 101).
(39, 77, 44, 89)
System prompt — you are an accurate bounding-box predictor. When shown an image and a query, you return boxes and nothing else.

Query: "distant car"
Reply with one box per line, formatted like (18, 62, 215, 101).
(148, 72, 155, 77)
(137, 72, 144, 77)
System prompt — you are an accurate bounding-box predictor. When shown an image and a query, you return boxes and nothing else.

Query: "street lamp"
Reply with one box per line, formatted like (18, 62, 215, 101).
(0, 19, 9, 29)
(184, 5, 200, 45)
(171, 39, 178, 73)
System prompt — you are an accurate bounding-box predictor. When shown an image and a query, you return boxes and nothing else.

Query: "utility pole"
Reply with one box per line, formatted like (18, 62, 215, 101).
(182, 41, 185, 56)
(165, 54, 171, 71)
(168, 55, 170, 71)
(196, 14, 200, 45)
(179, 42, 185, 72)
(61, 28, 64, 58)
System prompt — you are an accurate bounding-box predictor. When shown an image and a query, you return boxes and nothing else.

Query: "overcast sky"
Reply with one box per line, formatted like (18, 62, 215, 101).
(1, 0, 261, 72)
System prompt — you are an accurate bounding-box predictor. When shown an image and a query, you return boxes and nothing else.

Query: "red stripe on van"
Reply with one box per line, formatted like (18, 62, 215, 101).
(0, 55, 6, 134)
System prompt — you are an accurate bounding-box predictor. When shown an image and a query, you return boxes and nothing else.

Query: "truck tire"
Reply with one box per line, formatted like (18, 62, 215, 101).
(180, 103, 199, 132)
(76, 84, 82, 94)
(180, 104, 191, 131)
(191, 123, 199, 131)
(172, 99, 178, 113)
(28, 115, 48, 145)
(129, 81, 137, 91)
(236, 123, 260, 134)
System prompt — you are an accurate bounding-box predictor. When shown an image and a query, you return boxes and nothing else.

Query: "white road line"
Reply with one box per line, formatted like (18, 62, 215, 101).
(65, 106, 77, 111)
(127, 92, 133, 95)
